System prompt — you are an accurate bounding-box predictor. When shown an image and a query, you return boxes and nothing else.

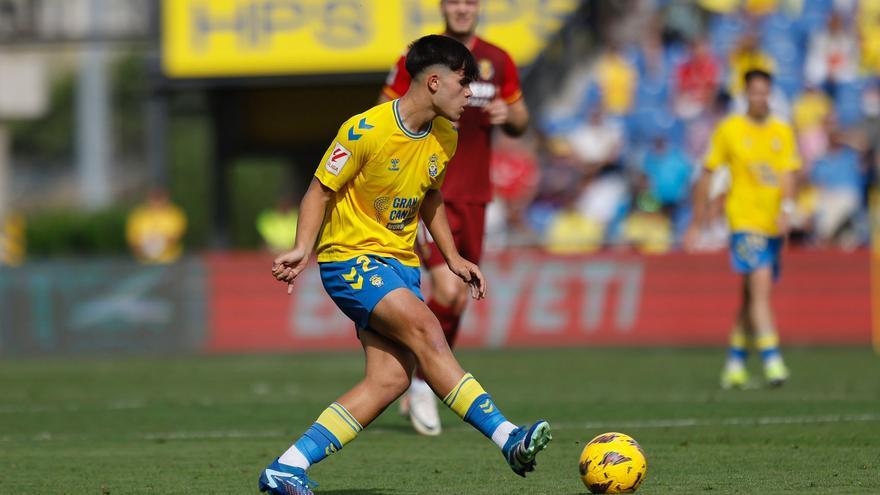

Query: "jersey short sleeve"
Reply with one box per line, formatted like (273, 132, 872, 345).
(776, 123, 801, 172)
(499, 50, 523, 104)
(703, 118, 731, 171)
(314, 116, 379, 192)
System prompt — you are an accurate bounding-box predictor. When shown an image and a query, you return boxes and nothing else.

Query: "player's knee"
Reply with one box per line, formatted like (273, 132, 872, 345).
(369, 371, 411, 402)
(409, 318, 450, 358)
(432, 281, 468, 311)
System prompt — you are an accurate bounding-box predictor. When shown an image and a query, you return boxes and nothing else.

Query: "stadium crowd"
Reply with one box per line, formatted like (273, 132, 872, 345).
(488, 0, 880, 254)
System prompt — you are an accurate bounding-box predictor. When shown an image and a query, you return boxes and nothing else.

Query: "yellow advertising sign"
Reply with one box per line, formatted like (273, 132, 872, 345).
(161, 0, 578, 78)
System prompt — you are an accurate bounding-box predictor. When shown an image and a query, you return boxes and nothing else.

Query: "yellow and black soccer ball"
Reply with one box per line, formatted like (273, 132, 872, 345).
(578, 432, 647, 493)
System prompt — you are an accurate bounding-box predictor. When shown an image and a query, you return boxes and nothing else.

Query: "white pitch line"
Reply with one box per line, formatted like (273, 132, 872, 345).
(2, 414, 879, 443)
(548, 413, 880, 430)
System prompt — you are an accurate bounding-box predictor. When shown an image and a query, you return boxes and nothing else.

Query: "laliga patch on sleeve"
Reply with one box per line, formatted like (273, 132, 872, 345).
(325, 142, 351, 176)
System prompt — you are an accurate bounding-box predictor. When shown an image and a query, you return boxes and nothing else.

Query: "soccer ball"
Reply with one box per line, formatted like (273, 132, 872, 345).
(578, 432, 647, 494)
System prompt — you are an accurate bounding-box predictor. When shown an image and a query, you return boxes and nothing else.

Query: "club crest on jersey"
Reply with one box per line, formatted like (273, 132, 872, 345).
(478, 59, 494, 80)
(428, 154, 439, 178)
(374, 196, 391, 222)
(325, 142, 351, 176)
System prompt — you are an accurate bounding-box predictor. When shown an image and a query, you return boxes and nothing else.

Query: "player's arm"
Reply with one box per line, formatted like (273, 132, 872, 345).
(273, 117, 372, 292)
(272, 178, 333, 293)
(485, 97, 529, 136)
(690, 170, 712, 226)
(684, 120, 728, 251)
(777, 170, 796, 235)
(420, 188, 486, 300)
(777, 125, 801, 235)
(487, 51, 529, 136)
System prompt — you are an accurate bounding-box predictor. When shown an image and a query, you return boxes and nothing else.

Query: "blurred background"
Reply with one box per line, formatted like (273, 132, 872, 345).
(0, 0, 877, 354)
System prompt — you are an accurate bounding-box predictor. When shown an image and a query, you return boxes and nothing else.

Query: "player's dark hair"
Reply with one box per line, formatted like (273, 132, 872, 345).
(744, 69, 773, 86)
(405, 34, 478, 83)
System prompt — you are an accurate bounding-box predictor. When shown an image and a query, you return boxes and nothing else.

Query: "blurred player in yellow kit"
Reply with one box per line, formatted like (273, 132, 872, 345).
(687, 69, 800, 389)
(259, 35, 551, 495)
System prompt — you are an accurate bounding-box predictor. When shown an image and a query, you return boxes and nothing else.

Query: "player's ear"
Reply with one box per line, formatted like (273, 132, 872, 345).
(427, 73, 440, 93)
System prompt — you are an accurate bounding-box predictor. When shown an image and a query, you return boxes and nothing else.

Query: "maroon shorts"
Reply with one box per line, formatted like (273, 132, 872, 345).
(421, 202, 486, 268)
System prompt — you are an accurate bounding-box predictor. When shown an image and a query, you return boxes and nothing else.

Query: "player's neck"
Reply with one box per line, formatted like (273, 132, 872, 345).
(746, 110, 769, 124)
(396, 94, 437, 134)
(443, 30, 476, 50)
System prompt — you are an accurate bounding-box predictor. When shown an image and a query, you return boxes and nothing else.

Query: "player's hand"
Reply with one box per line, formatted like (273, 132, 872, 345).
(272, 247, 309, 294)
(484, 98, 509, 125)
(776, 213, 791, 238)
(447, 256, 487, 300)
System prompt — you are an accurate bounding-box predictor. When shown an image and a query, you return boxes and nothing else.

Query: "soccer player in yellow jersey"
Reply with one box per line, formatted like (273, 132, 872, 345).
(259, 35, 551, 495)
(686, 69, 800, 389)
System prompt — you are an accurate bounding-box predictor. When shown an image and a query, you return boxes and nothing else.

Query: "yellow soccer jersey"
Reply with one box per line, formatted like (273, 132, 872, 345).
(704, 114, 801, 236)
(314, 100, 457, 266)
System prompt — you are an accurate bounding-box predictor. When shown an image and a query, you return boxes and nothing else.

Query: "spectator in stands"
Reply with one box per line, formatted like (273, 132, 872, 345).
(742, 0, 780, 17)
(792, 85, 832, 169)
(685, 92, 730, 167)
(804, 12, 859, 95)
(566, 106, 629, 234)
(675, 37, 721, 119)
(727, 32, 775, 97)
(257, 195, 299, 254)
(490, 134, 541, 249)
(593, 43, 638, 115)
(810, 130, 866, 247)
(728, 32, 791, 119)
(566, 106, 625, 176)
(621, 196, 673, 253)
(857, 1, 880, 75)
(633, 15, 678, 108)
(0, 212, 25, 266)
(126, 187, 187, 264)
(544, 189, 604, 254)
(640, 134, 694, 214)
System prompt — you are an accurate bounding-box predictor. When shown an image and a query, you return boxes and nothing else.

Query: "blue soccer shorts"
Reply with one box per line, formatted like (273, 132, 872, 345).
(319, 255, 424, 330)
(729, 232, 783, 280)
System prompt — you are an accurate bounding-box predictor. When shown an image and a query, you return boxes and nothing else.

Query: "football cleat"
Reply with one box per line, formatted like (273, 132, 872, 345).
(259, 458, 318, 495)
(502, 420, 552, 477)
(408, 387, 441, 436)
(764, 360, 790, 387)
(720, 367, 749, 389)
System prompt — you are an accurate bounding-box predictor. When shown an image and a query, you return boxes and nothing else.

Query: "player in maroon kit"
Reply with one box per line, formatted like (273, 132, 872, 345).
(379, 0, 529, 436)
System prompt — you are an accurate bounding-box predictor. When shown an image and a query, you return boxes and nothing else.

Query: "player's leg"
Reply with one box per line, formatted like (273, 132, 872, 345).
(721, 279, 752, 389)
(748, 264, 789, 386)
(404, 262, 469, 434)
(369, 288, 552, 477)
(405, 203, 483, 435)
(260, 329, 415, 494)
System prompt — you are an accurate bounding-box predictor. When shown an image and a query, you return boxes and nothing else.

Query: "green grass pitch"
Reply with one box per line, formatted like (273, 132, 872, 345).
(1, 347, 878, 494)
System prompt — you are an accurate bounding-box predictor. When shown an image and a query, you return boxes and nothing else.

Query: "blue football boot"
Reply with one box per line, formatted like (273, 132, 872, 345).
(502, 420, 552, 477)
(259, 458, 318, 495)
